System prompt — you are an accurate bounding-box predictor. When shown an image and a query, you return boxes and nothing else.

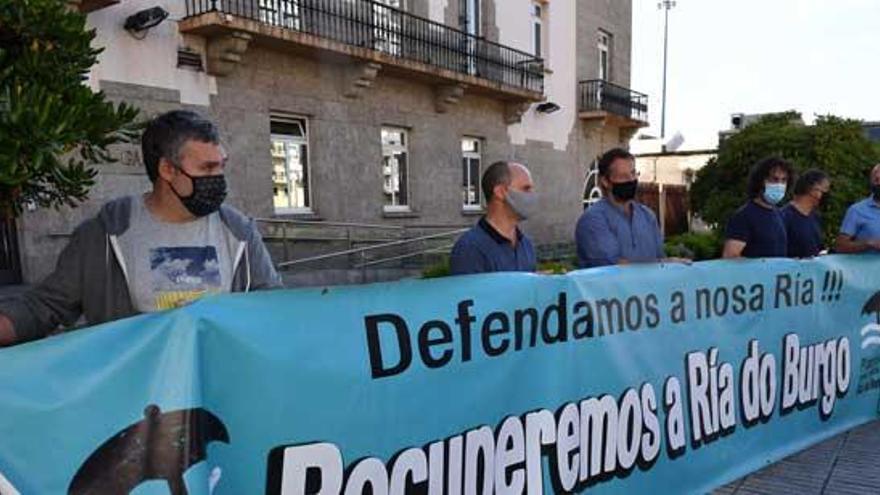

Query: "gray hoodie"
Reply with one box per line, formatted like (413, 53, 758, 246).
(0, 197, 283, 343)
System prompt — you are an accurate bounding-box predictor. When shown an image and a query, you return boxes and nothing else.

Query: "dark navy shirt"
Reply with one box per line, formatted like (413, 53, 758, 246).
(781, 203, 823, 258)
(725, 201, 787, 258)
(450, 217, 536, 275)
(575, 198, 665, 268)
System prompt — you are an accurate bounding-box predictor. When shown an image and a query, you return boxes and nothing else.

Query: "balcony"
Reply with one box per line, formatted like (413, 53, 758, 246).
(578, 80, 649, 129)
(180, 0, 544, 107)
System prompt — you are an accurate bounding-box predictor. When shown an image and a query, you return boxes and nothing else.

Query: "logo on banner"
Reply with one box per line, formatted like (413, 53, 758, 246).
(68, 405, 230, 495)
(857, 290, 880, 394)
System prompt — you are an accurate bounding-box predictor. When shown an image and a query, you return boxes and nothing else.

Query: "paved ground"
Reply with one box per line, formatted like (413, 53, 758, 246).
(714, 420, 880, 495)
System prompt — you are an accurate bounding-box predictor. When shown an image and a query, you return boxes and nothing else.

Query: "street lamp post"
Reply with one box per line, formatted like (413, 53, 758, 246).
(658, 0, 676, 145)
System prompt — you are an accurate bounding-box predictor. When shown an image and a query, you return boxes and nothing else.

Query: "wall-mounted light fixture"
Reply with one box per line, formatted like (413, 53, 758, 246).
(536, 102, 561, 114)
(124, 6, 169, 36)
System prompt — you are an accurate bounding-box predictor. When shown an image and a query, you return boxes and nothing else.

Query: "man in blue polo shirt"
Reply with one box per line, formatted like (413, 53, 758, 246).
(450, 161, 538, 275)
(575, 148, 671, 268)
(723, 157, 793, 258)
(836, 164, 880, 254)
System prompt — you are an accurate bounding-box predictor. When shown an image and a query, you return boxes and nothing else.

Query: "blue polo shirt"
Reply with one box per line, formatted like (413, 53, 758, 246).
(725, 201, 787, 258)
(781, 203, 824, 258)
(450, 217, 537, 275)
(575, 198, 665, 268)
(840, 198, 880, 251)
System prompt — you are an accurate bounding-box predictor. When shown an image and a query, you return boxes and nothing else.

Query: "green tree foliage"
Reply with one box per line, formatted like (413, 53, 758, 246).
(691, 112, 880, 245)
(0, 0, 140, 218)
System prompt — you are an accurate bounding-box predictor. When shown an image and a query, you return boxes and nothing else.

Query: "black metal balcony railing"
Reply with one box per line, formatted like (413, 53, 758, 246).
(184, 0, 545, 94)
(579, 80, 648, 123)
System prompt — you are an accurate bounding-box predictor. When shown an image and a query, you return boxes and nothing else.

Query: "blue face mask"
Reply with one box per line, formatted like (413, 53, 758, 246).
(763, 183, 786, 205)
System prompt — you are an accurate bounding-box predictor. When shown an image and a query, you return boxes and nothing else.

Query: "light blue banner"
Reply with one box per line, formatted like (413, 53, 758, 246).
(0, 256, 879, 494)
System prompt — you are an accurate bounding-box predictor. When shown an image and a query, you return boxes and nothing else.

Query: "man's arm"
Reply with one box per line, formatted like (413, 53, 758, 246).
(834, 206, 873, 253)
(0, 314, 15, 346)
(245, 218, 283, 290)
(723, 209, 749, 259)
(835, 234, 880, 254)
(723, 239, 747, 258)
(0, 221, 92, 346)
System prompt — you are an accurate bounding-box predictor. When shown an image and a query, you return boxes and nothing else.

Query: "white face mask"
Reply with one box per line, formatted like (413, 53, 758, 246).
(506, 189, 538, 220)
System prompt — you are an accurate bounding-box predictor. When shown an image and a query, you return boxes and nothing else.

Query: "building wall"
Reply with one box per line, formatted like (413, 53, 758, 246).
(86, 0, 216, 105)
(635, 152, 715, 186)
(500, 0, 579, 153)
(576, 0, 632, 87)
(15, 0, 636, 284)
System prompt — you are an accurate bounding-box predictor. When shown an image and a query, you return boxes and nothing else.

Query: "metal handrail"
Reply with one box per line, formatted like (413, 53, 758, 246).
(256, 218, 405, 230)
(183, 0, 544, 93)
(256, 218, 468, 230)
(578, 79, 648, 122)
(354, 243, 453, 268)
(277, 227, 466, 268)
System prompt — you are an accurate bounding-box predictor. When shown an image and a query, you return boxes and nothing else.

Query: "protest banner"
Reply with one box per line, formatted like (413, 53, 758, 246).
(0, 256, 878, 494)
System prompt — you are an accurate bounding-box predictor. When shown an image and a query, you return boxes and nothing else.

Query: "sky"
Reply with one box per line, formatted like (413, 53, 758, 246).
(630, 0, 880, 151)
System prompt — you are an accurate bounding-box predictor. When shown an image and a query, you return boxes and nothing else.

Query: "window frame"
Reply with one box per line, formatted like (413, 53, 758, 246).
(461, 137, 483, 211)
(598, 29, 612, 81)
(381, 126, 411, 212)
(532, 2, 543, 58)
(270, 115, 313, 215)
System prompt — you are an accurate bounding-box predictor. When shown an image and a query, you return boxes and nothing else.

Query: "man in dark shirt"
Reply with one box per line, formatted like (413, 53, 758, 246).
(782, 169, 829, 258)
(723, 157, 793, 258)
(450, 161, 537, 275)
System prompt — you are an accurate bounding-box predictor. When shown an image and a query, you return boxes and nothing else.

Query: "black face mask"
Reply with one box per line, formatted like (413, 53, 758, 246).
(171, 168, 227, 217)
(610, 180, 638, 202)
(872, 185, 880, 201)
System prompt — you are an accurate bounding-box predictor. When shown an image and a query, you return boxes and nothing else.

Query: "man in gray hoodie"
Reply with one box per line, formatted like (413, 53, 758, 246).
(0, 110, 282, 346)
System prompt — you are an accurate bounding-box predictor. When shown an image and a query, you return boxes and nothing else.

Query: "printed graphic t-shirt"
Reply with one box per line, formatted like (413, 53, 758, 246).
(116, 196, 238, 312)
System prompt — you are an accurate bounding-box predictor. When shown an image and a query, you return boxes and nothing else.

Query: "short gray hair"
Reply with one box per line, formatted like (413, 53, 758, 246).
(141, 110, 220, 182)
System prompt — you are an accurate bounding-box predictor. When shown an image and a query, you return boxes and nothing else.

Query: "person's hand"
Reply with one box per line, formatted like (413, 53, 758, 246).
(0, 313, 16, 347)
(662, 257, 693, 265)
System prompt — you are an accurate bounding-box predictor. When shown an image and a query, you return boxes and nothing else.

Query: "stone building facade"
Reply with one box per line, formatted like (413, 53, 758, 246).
(9, 0, 648, 284)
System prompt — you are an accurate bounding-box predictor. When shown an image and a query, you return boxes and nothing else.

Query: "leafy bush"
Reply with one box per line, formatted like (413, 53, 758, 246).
(0, 0, 140, 218)
(690, 112, 880, 246)
(665, 231, 723, 261)
(421, 258, 451, 279)
(537, 260, 574, 274)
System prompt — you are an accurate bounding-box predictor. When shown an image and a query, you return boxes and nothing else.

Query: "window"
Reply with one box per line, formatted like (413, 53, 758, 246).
(598, 30, 611, 80)
(462, 0, 481, 35)
(532, 3, 543, 58)
(462, 138, 482, 210)
(382, 127, 409, 211)
(258, 0, 300, 29)
(374, 0, 404, 56)
(271, 116, 311, 213)
(582, 159, 603, 209)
